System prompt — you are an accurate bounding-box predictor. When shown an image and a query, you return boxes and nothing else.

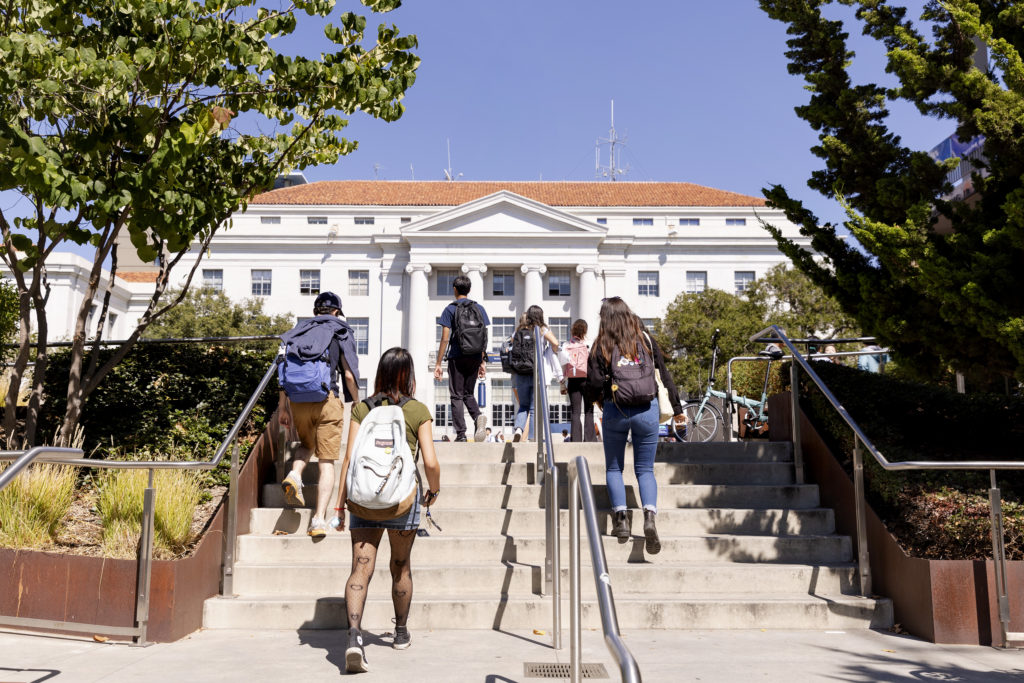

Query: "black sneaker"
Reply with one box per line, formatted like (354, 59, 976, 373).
(393, 625, 411, 650)
(345, 628, 369, 673)
(454, 435, 467, 442)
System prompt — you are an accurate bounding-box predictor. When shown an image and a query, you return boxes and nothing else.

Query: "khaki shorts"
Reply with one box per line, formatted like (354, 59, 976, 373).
(290, 394, 345, 461)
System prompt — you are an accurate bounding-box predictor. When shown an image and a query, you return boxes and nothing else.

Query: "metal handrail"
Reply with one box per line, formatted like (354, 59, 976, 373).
(751, 324, 1024, 647)
(568, 456, 642, 683)
(532, 325, 561, 649)
(0, 358, 280, 644)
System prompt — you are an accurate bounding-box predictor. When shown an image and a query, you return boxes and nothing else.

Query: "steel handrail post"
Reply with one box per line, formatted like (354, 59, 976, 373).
(789, 358, 804, 484)
(989, 470, 1011, 647)
(133, 468, 156, 646)
(222, 440, 241, 597)
(852, 434, 872, 597)
(550, 462, 561, 650)
(569, 461, 582, 683)
(724, 361, 734, 442)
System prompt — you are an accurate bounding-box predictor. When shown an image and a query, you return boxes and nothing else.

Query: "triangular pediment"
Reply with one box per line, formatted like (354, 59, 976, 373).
(401, 191, 606, 236)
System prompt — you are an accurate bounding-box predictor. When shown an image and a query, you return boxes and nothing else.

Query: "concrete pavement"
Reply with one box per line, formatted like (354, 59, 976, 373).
(0, 627, 1020, 682)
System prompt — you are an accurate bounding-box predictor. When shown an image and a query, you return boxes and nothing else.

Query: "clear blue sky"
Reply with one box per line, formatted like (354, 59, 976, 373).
(8, 1, 952, 256)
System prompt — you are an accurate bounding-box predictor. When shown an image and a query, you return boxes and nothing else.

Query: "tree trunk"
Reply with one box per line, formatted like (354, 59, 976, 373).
(2, 290, 32, 448)
(24, 296, 48, 447)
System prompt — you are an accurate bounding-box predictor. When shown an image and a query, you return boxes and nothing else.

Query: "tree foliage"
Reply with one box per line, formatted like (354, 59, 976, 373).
(0, 280, 17, 365)
(746, 263, 860, 339)
(0, 0, 418, 446)
(142, 287, 292, 340)
(759, 0, 1024, 382)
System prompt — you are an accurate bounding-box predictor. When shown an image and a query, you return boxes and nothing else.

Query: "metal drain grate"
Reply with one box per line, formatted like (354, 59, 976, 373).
(524, 662, 610, 679)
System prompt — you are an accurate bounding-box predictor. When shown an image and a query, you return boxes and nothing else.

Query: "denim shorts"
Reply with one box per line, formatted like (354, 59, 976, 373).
(348, 489, 421, 531)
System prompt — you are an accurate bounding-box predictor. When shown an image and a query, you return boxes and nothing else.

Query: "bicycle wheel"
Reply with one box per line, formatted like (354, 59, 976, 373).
(682, 401, 723, 442)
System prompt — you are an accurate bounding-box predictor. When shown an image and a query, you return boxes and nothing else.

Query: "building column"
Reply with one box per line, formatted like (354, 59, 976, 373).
(576, 264, 602, 331)
(520, 264, 546, 315)
(461, 263, 488, 300)
(405, 263, 432, 405)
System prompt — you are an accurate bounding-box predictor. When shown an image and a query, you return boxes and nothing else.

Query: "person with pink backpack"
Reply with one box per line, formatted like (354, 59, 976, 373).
(562, 319, 597, 442)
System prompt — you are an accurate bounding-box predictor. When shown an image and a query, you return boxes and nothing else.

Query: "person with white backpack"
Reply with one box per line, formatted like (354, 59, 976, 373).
(562, 318, 597, 442)
(334, 347, 441, 673)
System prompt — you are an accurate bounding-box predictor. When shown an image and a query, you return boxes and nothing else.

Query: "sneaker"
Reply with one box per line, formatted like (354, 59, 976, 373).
(473, 414, 488, 442)
(393, 625, 411, 650)
(281, 472, 304, 507)
(307, 516, 327, 538)
(454, 435, 467, 442)
(345, 628, 369, 673)
(513, 428, 523, 443)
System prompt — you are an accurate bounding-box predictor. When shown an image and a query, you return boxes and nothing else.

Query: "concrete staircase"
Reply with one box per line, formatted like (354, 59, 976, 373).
(202, 441, 892, 631)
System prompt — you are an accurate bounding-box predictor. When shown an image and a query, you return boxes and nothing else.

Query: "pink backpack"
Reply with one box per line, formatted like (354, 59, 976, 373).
(562, 338, 589, 378)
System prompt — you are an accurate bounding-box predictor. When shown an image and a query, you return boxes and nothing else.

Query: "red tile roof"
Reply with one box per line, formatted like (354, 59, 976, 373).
(250, 181, 765, 208)
(118, 271, 159, 283)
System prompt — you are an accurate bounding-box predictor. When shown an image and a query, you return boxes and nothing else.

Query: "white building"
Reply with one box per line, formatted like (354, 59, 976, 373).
(41, 180, 811, 437)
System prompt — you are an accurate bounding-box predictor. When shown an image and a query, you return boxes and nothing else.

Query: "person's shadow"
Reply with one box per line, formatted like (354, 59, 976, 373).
(298, 627, 390, 675)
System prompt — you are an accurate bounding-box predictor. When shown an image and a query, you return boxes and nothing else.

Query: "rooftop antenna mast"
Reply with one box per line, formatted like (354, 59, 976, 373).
(595, 100, 628, 181)
(443, 138, 462, 181)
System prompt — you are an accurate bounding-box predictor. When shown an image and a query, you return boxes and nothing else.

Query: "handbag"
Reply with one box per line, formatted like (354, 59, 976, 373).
(654, 369, 674, 422)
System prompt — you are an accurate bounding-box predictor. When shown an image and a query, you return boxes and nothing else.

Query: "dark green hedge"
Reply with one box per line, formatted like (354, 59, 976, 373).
(799, 363, 1024, 560)
(41, 344, 280, 486)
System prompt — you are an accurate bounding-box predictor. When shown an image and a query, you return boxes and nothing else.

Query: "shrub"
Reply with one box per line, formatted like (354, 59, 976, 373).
(799, 363, 1024, 559)
(97, 468, 203, 558)
(0, 464, 76, 548)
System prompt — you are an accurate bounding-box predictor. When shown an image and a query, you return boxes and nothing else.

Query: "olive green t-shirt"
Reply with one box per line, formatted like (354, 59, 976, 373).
(351, 397, 433, 455)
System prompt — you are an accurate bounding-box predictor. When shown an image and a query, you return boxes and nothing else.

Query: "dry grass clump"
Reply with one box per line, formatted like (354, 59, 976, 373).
(97, 469, 202, 559)
(0, 464, 77, 548)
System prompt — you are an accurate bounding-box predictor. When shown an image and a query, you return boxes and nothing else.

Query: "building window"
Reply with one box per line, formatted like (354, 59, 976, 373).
(491, 379, 515, 428)
(436, 317, 444, 344)
(307, 216, 328, 225)
(548, 317, 570, 344)
(679, 218, 700, 226)
(735, 271, 756, 294)
(726, 218, 747, 226)
(354, 216, 375, 225)
(202, 269, 223, 292)
(491, 317, 515, 352)
(685, 271, 707, 294)
(260, 216, 281, 225)
(632, 218, 654, 226)
(548, 271, 571, 297)
(436, 269, 459, 297)
(349, 317, 369, 355)
(434, 381, 451, 427)
(596, 218, 607, 225)
(358, 379, 368, 401)
(251, 269, 272, 296)
(638, 271, 659, 297)
(299, 269, 320, 296)
(492, 271, 515, 297)
(400, 217, 412, 223)
(547, 384, 571, 424)
(348, 270, 369, 296)
(641, 318, 656, 332)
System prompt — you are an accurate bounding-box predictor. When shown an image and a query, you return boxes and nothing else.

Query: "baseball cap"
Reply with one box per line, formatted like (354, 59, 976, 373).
(314, 291, 344, 315)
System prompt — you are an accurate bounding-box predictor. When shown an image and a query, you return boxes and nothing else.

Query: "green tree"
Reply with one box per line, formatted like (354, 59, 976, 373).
(759, 1, 1023, 383)
(745, 263, 860, 340)
(0, 0, 418, 446)
(0, 280, 17, 366)
(142, 287, 293, 340)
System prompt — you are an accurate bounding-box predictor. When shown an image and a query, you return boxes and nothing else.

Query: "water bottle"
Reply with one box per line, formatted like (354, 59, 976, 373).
(329, 515, 342, 530)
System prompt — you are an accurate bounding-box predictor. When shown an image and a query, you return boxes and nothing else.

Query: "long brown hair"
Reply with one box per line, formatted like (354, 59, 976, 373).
(593, 297, 650, 365)
(516, 305, 546, 331)
(374, 347, 416, 402)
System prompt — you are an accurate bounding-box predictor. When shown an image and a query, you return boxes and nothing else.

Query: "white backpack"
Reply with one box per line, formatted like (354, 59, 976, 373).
(345, 395, 419, 521)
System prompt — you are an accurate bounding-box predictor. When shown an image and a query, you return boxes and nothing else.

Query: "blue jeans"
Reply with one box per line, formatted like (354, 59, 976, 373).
(601, 399, 659, 512)
(512, 372, 535, 433)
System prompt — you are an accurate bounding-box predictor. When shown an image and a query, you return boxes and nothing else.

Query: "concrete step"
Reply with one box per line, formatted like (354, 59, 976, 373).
(235, 532, 852, 565)
(430, 440, 793, 464)
(262, 483, 821, 510)
(251, 506, 836, 537)
(287, 460, 796, 487)
(230, 561, 860, 597)
(203, 593, 891, 631)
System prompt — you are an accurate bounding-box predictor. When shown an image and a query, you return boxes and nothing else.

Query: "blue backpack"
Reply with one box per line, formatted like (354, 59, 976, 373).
(278, 347, 332, 403)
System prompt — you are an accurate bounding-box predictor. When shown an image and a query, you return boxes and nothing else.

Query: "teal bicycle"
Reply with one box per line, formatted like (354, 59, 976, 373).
(682, 329, 783, 442)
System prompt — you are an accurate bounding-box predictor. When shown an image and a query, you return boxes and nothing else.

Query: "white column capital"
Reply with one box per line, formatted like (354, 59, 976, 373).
(576, 264, 602, 276)
(520, 264, 547, 275)
(460, 264, 488, 275)
(405, 263, 432, 275)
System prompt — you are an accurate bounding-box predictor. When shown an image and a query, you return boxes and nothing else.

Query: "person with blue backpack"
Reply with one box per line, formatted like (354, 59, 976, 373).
(276, 291, 361, 538)
(433, 273, 490, 442)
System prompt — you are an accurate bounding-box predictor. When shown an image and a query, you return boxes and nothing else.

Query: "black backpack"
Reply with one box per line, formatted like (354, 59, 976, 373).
(607, 340, 657, 407)
(509, 327, 535, 375)
(452, 299, 487, 356)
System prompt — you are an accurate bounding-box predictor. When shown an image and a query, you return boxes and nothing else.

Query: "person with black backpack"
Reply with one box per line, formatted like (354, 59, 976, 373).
(508, 305, 562, 442)
(585, 297, 686, 555)
(433, 274, 490, 442)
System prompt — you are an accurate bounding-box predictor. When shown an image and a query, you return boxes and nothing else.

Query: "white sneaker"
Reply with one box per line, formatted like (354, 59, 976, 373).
(473, 414, 488, 442)
(281, 472, 304, 507)
(513, 428, 523, 442)
(307, 516, 327, 538)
